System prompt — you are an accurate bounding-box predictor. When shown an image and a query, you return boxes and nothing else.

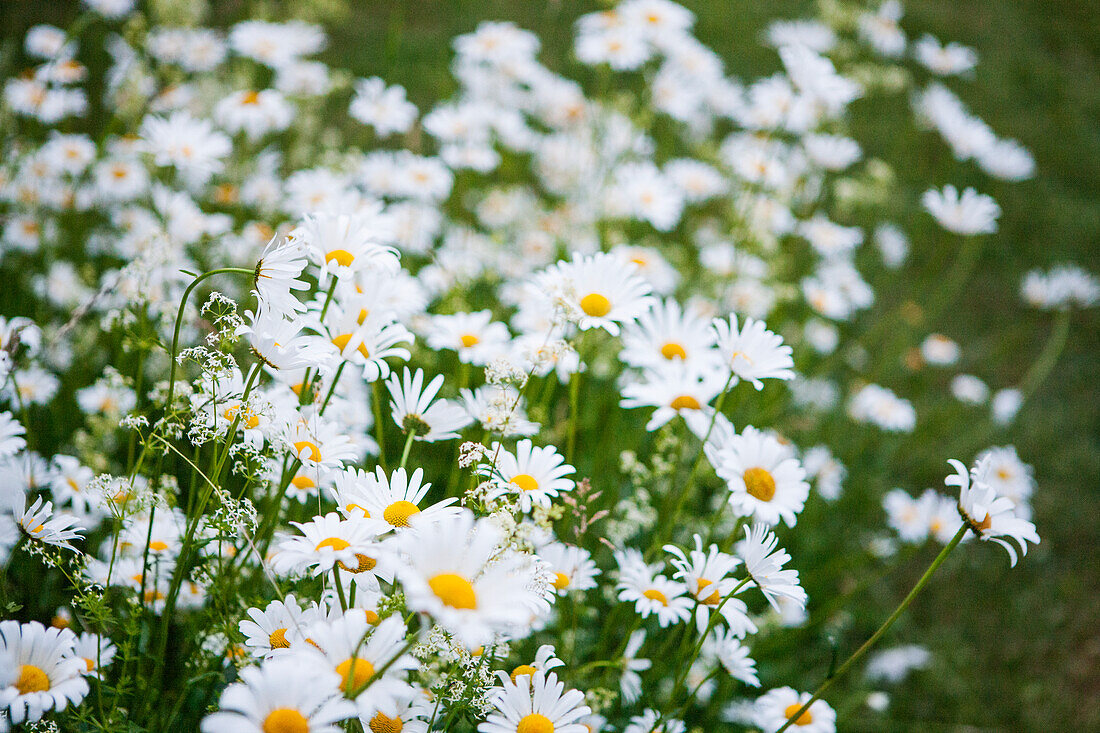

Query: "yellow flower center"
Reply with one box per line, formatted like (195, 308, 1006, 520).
(369, 711, 404, 733)
(332, 334, 371, 359)
(670, 395, 701, 411)
(325, 249, 355, 267)
(784, 703, 813, 726)
(263, 708, 309, 733)
(697, 578, 721, 605)
(460, 333, 480, 348)
(743, 467, 776, 502)
(84, 657, 95, 671)
(294, 440, 322, 462)
(339, 553, 377, 574)
(16, 664, 50, 694)
(241, 90, 261, 105)
(642, 588, 669, 606)
(345, 503, 370, 517)
(511, 664, 538, 681)
(517, 713, 554, 733)
(553, 572, 571, 590)
(976, 513, 992, 532)
(291, 475, 316, 490)
(511, 473, 540, 492)
(336, 657, 375, 695)
(660, 342, 688, 360)
(383, 500, 421, 527)
(364, 609, 380, 624)
(429, 573, 478, 609)
(315, 536, 351, 552)
(149, 540, 169, 552)
(269, 628, 290, 649)
(579, 293, 611, 317)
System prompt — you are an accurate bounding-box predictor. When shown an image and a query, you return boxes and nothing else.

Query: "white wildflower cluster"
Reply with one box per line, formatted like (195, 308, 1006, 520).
(0, 1, 1069, 732)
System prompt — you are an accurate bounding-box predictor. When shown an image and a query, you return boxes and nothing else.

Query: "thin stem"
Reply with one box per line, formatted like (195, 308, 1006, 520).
(398, 431, 416, 470)
(1019, 308, 1071, 399)
(372, 381, 388, 469)
(774, 523, 968, 733)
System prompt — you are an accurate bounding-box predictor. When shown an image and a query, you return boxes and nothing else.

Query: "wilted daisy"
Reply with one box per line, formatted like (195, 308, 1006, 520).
(0, 620, 89, 724)
(946, 459, 1039, 566)
(478, 670, 591, 733)
(712, 315, 795, 390)
(200, 656, 355, 733)
(755, 686, 835, 733)
(922, 185, 1000, 235)
(481, 439, 575, 511)
(737, 524, 807, 612)
(715, 426, 809, 528)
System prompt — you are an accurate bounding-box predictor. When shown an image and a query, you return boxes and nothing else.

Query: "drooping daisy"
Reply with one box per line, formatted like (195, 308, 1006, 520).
(712, 315, 795, 390)
(253, 235, 310, 316)
(706, 630, 760, 687)
(614, 549, 693, 628)
(0, 620, 89, 724)
(478, 670, 591, 733)
(386, 367, 472, 442)
(200, 656, 355, 733)
(972, 446, 1035, 515)
(394, 510, 544, 646)
(946, 459, 1039, 566)
(15, 496, 84, 550)
(481, 439, 575, 511)
(715, 426, 810, 528)
(754, 686, 835, 733)
(538, 252, 654, 336)
(737, 524, 807, 612)
(240, 305, 336, 373)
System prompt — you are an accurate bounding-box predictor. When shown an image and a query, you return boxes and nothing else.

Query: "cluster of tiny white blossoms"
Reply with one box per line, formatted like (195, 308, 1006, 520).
(0, 0, 1084, 731)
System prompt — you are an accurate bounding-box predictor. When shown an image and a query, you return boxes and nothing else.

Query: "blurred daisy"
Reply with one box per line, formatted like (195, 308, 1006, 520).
(615, 549, 692, 627)
(922, 185, 1000, 235)
(706, 630, 760, 687)
(754, 686, 835, 733)
(425, 310, 512, 366)
(619, 299, 718, 371)
(712, 315, 795, 390)
(540, 252, 654, 336)
(619, 629, 652, 704)
(623, 709, 685, 733)
(72, 632, 117, 679)
(537, 542, 600, 594)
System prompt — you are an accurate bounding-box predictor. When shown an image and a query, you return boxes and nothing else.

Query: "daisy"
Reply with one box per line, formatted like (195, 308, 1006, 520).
(863, 645, 931, 684)
(478, 670, 591, 733)
(394, 510, 543, 646)
(293, 211, 400, 281)
(15, 496, 83, 550)
(914, 34, 978, 76)
(737, 524, 807, 612)
(620, 363, 726, 432)
(973, 446, 1035, 515)
(946, 459, 1039, 566)
(712, 315, 795, 390)
(623, 709, 685, 733)
(619, 299, 718, 371)
(321, 306, 413, 383)
(462, 385, 540, 437)
(0, 621, 88, 724)
(284, 414, 359, 472)
(536, 542, 600, 594)
(386, 367, 472, 442)
(254, 236, 310, 315)
(360, 687, 432, 733)
(619, 629, 651, 704)
(349, 77, 418, 136)
(508, 644, 564, 682)
(922, 185, 1000, 235)
(481, 439, 575, 511)
(333, 466, 459, 531)
(665, 536, 756, 636)
(200, 656, 354, 733)
(538, 252, 654, 336)
(755, 687, 835, 733)
(138, 111, 231, 183)
(615, 549, 693, 627)
(0, 413, 26, 460)
(300, 614, 415, 719)
(706, 630, 760, 687)
(425, 311, 512, 366)
(715, 426, 809, 528)
(240, 306, 335, 373)
(272, 512, 390, 579)
(239, 594, 321, 658)
(72, 632, 117, 679)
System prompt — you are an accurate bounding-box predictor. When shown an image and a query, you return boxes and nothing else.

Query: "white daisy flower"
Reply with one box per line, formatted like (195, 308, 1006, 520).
(705, 629, 760, 687)
(293, 211, 400, 281)
(72, 632, 117, 679)
(946, 459, 1040, 566)
(200, 656, 355, 733)
(754, 686, 835, 733)
(425, 310, 512, 366)
(507, 644, 563, 683)
(15, 496, 83, 550)
(538, 252, 654, 336)
(620, 363, 727, 432)
(481, 439, 575, 511)
(623, 708, 685, 733)
(0, 620, 88, 724)
(536, 542, 600, 594)
(619, 629, 652, 704)
(715, 427, 809, 528)
(619, 299, 718, 371)
(238, 594, 321, 658)
(477, 670, 591, 733)
(614, 549, 693, 627)
(273, 512, 390, 581)
(922, 185, 1000, 235)
(737, 524, 807, 612)
(665, 535, 756, 636)
(387, 367, 472, 442)
(711, 315, 795, 390)
(331, 466, 459, 531)
(253, 235, 310, 316)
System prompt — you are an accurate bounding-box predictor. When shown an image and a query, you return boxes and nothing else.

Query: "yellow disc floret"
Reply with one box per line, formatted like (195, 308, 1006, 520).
(429, 573, 478, 609)
(263, 708, 309, 733)
(16, 664, 50, 694)
(383, 500, 421, 527)
(517, 713, 555, 733)
(579, 293, 611, 317)
(743, 467, 776, 502)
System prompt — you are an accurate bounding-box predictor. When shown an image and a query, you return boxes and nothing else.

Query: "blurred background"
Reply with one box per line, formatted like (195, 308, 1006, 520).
(1, 1, 1097, 729)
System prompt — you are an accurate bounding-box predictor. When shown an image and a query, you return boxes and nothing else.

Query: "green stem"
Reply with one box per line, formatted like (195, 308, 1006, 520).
(1019, 309, 1071, 399)
(398, 431, 416, 470)
(774, 523, 968, 733)
(372, 380, 388, 470)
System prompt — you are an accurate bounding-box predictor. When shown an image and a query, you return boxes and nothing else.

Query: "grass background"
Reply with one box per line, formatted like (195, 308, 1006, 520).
(1, 0, 1097, 730)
